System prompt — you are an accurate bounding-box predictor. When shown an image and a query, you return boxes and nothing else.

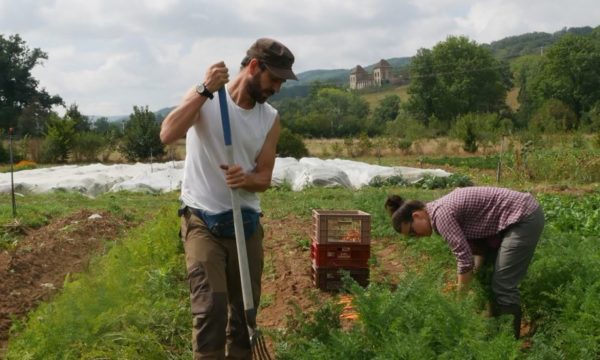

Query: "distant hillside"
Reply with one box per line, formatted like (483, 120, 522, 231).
(288, 57, 412, 88)
(89, 107, 174, 123)
(295, 69, 349, 86)
(154, 107, 174, 121)
(271, 56, 412, 101)
(486, 26, 596, 60)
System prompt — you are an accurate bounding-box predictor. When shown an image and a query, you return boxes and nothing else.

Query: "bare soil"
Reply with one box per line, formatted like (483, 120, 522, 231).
(0, 209, 405, 356)
(0, 210, 131, 354)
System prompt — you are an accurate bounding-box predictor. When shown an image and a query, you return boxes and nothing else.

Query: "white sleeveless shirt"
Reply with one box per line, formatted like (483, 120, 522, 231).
(180, 87, 277, 213)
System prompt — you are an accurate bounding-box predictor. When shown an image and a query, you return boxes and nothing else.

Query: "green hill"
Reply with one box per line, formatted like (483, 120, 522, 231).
(485, 26, 595, 60)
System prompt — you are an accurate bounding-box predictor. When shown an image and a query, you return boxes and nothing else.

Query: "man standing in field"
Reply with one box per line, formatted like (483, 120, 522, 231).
(160, 38, 297, 359)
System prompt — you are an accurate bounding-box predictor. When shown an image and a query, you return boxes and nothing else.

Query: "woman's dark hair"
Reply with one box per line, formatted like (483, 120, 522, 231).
(385, 194, 426, 233)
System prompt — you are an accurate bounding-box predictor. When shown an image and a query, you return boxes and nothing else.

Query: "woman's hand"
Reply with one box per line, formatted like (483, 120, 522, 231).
(457, 270, 474, 296)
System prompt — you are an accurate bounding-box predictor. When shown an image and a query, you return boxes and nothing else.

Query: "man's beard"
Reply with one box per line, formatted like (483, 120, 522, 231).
(247, 72, 274, 104)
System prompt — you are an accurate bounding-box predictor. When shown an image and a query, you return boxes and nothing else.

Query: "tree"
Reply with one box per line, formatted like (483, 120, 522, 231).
(450, 113, 503, 153)
(527, 34, 600, 120)
(313, 87, 369, 137)
(511, 55, 544, 128)
(407, 36, 512, 129)
(41, 115, 76, 163)
(64, 103, 91, 132)
(0, 34, 62, 133)
(276, 127, 308, 158)
(16, 100, 53, 136)
(386, 109, 428, 142)
(119, 105, 164, 161)
(277, 85, 369, 138)
(370, 94, 400, 134)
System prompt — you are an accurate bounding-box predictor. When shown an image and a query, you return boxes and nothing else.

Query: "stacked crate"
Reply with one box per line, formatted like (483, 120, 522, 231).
(310, 209, 371, 291)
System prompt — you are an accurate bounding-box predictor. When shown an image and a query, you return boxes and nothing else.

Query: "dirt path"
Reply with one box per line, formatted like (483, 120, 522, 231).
(0, 210, 130, 355)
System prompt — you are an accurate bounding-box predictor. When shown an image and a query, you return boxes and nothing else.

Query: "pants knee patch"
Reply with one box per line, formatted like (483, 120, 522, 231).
(193, 292, 228, 352)
(188, 263, 213, 314)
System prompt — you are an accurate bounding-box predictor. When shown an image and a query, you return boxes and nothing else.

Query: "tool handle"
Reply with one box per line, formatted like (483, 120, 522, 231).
(218, 88, 257, 323)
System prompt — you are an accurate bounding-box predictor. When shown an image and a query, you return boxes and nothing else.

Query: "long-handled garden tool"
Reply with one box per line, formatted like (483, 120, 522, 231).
(218, 87, 272, 360)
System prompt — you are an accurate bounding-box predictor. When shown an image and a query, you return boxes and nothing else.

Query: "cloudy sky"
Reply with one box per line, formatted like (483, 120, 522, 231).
(1, 0, 599, 117)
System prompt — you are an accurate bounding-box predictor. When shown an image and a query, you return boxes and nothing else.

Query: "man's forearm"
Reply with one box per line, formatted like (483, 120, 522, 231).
(241, 171, 272, 193)
(160, 88, 206, 145)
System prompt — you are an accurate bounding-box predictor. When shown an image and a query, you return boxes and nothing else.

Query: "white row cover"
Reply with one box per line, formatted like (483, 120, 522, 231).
(0, 158, 451, 197)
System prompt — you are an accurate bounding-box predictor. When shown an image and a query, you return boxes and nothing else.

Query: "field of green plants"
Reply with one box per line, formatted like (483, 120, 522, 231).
(1, 175, 599, 358)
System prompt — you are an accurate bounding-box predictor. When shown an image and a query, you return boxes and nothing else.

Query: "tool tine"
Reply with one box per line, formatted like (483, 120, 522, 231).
(250, 331, 272, 360)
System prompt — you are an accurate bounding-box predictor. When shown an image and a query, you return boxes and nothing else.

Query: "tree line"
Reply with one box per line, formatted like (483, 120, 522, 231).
(2, 27, 600, 164)
(0, 34, 164, 163)
(274, 26, 600, 154)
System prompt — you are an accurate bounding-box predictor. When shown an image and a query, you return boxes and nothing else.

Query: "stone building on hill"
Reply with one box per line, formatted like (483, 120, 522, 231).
(349, 59, 398, 90)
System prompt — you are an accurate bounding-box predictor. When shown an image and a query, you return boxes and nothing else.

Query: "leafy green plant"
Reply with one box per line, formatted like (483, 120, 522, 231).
(277, 127, 309, 158)
(368, 175, 408, 188)
(276, 274, 520, 360)
(41, 118, 76, 163)
(417, 174, 473, 189)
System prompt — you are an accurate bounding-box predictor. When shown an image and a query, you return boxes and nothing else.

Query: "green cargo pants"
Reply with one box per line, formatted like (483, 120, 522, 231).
(181, 208, 264, 360)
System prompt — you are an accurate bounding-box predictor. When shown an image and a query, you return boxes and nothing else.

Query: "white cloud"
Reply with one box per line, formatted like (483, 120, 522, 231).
(2, 0, 599, 116)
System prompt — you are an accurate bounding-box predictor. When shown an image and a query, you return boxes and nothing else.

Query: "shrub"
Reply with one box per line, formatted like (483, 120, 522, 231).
(451, 113, 500, 154)
(41, 119, 76, 163)
(357, 132, 373, 156)
(277, 127, 309, 158)
(530, 99, 578, 133)
(330, 142, 344, 157)
(72, 132, 107, 162)
(417, 174, 473, 189)
(368, 175, 407, 187)
(343, 137, 356, 157)
(119, 106, 164, 162)
(386, 110, 428, 141)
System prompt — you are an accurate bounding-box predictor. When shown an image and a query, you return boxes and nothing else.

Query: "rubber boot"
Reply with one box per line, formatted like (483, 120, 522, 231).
(492, 302, 522, 339)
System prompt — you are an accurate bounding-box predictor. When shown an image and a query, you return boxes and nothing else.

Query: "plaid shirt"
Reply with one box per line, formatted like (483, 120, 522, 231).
(425, 187, 540, 274)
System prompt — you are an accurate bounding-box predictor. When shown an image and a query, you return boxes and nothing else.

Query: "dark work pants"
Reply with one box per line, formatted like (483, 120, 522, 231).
(492, 206, 545, 306)
(181, 209, 264, 360)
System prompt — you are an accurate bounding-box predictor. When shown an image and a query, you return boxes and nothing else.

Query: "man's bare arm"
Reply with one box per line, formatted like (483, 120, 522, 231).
(160, 62, 229, 145)
(222, 116, 281, 192)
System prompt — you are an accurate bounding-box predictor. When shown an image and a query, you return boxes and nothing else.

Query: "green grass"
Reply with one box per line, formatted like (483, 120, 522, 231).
(0, 191, 177, 229)
(6, 201, 191, 359)
(359, 85, 409, 109)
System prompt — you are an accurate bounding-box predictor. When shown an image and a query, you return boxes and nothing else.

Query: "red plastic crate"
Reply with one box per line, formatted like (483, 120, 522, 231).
(312, 209, 371, 245)
(311, 262, 369, 291)
(311, 241, 370, 268)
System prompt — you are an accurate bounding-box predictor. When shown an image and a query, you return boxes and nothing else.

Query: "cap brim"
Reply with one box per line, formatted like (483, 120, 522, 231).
(264, 64, 298, 81)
